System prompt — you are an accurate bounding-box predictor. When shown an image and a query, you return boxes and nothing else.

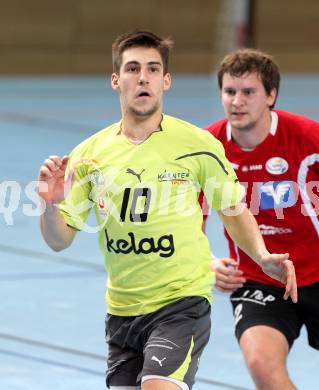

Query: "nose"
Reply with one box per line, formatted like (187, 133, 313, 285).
(232, 92, 244, 107)
(138, 69, 149, 85)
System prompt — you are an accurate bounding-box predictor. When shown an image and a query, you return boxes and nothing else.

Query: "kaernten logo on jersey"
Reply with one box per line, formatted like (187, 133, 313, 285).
(157, 169, 190, 184)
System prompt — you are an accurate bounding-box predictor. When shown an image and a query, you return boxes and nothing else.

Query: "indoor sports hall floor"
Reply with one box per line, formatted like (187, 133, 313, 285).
(1, 75, 319, 389)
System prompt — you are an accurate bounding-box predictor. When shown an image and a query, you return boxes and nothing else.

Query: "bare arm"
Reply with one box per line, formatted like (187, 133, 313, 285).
(202, 212, 246, 292)
(38, 155, 77, 251)
(217, 205, 269, 263)
(217, 204, 298, 303)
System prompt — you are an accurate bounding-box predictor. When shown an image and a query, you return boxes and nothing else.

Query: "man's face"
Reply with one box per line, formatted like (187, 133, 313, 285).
(111, 47, 171, 118)
(221, 72, 276, 131)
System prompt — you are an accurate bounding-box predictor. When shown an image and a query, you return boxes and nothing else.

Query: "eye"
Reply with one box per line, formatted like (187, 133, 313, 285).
(224, 88, 235, 96)
(243, 89, 254, 96)
(149, 66, 160, 73)
(126, 65, 139, 73)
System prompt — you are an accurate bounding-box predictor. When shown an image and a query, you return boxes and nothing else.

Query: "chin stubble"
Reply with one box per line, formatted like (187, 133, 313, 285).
(232, 119, 257, 132)
(130, 102, 159, 117)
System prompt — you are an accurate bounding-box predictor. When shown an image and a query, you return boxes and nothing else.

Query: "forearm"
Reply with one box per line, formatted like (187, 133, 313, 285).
(40, 203, 76, 251)
(218, 205, 297, 302)
(217, 205, 268, 265)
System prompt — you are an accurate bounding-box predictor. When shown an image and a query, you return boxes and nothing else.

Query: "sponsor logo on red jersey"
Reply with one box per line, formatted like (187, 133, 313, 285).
(258, 181, 296, 209)
(266, 157, 289, 175)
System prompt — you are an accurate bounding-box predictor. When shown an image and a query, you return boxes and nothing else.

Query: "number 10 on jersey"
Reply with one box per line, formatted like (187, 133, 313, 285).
(119, 188, 152, 222)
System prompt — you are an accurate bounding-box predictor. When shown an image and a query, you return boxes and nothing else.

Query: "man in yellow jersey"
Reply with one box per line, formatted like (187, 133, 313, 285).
(37, 31, 297, 390)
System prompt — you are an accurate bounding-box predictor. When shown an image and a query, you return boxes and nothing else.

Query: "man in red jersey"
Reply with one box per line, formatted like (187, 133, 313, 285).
(205, 49, 319, 390)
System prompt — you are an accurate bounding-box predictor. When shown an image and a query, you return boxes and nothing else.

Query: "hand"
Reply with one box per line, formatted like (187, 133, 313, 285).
(38, 155, 71, 204)
(259, 253, 298, 303)
(211, 257, 246, 292)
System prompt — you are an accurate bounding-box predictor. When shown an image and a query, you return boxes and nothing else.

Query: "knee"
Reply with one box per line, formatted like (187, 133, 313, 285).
(245, 353, 274, 386)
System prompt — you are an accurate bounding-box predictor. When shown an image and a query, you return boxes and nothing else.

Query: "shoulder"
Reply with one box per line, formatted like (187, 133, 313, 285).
(69, 122, 120, 158)
(275, 110, 319, 157)
(162, 114, 224, 150)
(276, 109, 319, 137)
(204, 118, 228, 137)
(162, 114, 202, 134)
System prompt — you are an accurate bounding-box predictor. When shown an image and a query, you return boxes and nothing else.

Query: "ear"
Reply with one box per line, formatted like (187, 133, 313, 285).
(111, 73, 120, 91)
(163, 73, 172, 91)
(267, 88, 277, 107)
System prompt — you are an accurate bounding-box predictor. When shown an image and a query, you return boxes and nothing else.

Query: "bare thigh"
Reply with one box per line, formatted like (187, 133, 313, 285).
(240, 325, 289, 368)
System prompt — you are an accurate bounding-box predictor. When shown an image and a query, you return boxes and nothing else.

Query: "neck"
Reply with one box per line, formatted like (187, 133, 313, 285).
(120, 111, 163, 143)
(231, 112, 272, 150)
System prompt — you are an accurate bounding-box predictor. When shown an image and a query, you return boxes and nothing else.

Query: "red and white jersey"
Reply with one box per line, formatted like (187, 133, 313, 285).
(206, 110, 319, 287)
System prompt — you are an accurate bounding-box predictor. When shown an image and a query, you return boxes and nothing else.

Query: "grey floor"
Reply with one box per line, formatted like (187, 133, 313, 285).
(1, 75, 319, 389)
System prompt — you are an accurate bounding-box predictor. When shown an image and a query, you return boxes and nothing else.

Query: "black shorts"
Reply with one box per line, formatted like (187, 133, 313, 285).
(230, 281, 319, 350)
(105, 296, 211, 389)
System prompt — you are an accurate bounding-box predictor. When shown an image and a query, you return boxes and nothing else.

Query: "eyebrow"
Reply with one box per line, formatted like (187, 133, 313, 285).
(124, 61, 163, 67)
(148, 61, 162, 66)
(223, 87, 257, 91)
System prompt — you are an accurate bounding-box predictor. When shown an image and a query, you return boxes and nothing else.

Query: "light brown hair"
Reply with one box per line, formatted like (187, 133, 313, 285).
(217, 49, 281, 108)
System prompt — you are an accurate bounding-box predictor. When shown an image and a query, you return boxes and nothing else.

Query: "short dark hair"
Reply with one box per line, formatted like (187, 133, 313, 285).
(217, 49, 281, 109)
(112, 31, 173, 74)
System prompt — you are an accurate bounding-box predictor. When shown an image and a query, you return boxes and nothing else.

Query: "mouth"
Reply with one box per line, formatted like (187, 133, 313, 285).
(232, 112, 247, 118)
(136, 91, 151, 99)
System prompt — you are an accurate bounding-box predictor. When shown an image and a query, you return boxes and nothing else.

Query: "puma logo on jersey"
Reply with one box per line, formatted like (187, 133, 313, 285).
(151, 356, 167, 366)
(126, 168, 145, 183)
